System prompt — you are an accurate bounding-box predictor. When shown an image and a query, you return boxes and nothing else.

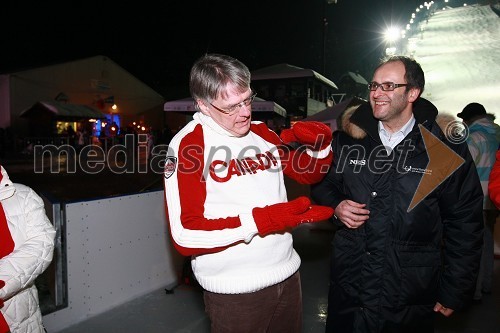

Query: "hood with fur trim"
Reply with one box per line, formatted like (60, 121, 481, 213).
(339, 98, 439, 140)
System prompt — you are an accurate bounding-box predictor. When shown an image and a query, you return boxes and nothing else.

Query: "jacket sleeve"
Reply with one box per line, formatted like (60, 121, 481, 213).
(488, 149, 500, 208)
(437, 143, 484, 310)
(0, 186, 56, 301)
(164, 128, 259, 257)
(310, 131, 348, 225)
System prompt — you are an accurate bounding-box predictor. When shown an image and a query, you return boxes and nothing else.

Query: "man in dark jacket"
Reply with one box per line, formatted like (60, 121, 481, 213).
(311, 55, 483, 333)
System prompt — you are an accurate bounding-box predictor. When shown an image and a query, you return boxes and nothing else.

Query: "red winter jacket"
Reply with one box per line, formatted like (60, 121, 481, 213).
(488, 150, 500, 208)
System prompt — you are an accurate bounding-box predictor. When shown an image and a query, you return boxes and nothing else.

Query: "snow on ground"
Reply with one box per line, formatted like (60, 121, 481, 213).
(407, 4, 500, 119)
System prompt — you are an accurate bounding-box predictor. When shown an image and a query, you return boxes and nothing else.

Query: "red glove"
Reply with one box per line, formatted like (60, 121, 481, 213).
(253, 196, 334, 236)
(280, 121, 332, 156)
(278, 121, 333, 184)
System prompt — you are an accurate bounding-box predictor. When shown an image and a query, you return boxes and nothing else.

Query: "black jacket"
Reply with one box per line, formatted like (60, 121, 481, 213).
(311, 98, 483, 333)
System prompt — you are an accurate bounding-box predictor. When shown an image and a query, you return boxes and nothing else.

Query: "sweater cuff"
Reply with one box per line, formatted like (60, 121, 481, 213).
(240, 213, 259, 243)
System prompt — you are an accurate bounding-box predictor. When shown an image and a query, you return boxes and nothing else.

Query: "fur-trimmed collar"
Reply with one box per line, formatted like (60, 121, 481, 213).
(339, 98, 439, 140)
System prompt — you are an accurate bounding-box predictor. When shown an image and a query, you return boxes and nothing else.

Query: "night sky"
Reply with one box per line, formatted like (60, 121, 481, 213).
(1, 0, 419, 99)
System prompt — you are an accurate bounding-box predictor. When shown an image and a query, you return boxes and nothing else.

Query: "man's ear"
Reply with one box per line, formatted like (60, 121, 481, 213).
(196, 99, 210, 115)
(408, 88, 421, 103)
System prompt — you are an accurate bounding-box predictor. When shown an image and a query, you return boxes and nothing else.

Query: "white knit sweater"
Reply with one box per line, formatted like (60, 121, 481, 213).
(164, 112, 300, 294)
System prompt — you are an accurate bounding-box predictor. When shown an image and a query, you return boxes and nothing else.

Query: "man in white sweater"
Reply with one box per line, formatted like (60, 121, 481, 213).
(163, 53, 334, 333)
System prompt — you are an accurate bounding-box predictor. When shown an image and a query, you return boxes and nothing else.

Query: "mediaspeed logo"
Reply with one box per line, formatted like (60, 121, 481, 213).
(164, 157, 177, 179)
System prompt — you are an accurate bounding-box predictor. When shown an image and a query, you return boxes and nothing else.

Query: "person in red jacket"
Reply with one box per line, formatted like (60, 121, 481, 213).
(163, 53, 334, 333)
(488, 149, 500, 208)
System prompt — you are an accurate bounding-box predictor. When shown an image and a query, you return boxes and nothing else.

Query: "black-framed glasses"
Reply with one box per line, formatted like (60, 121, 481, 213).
(209, 92, 257, 115)
(368, 82, 409, 91)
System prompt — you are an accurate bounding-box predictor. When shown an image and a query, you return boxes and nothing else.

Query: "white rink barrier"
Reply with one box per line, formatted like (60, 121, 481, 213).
(42, 190, 181, 332)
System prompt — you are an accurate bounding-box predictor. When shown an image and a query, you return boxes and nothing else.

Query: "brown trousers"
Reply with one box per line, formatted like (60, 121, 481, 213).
(203, 271, 302, 333)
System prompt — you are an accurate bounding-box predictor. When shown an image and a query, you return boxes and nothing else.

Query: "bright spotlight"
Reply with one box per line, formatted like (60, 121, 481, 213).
(384, 27, 400, 43)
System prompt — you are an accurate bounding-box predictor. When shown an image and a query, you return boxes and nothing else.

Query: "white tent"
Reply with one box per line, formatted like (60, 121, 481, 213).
(164, 96, 287, 117)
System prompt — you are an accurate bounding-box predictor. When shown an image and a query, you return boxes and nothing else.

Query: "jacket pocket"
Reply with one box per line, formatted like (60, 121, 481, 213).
(398, 250, 441, 306)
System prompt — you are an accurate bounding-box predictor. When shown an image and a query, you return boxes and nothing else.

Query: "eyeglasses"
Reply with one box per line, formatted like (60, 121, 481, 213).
(209, 92, 257, 115)
(368, 82, 409, 91)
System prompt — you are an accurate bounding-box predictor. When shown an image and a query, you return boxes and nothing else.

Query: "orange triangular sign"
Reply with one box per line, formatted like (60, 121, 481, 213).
(408, 125, 465, 211)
